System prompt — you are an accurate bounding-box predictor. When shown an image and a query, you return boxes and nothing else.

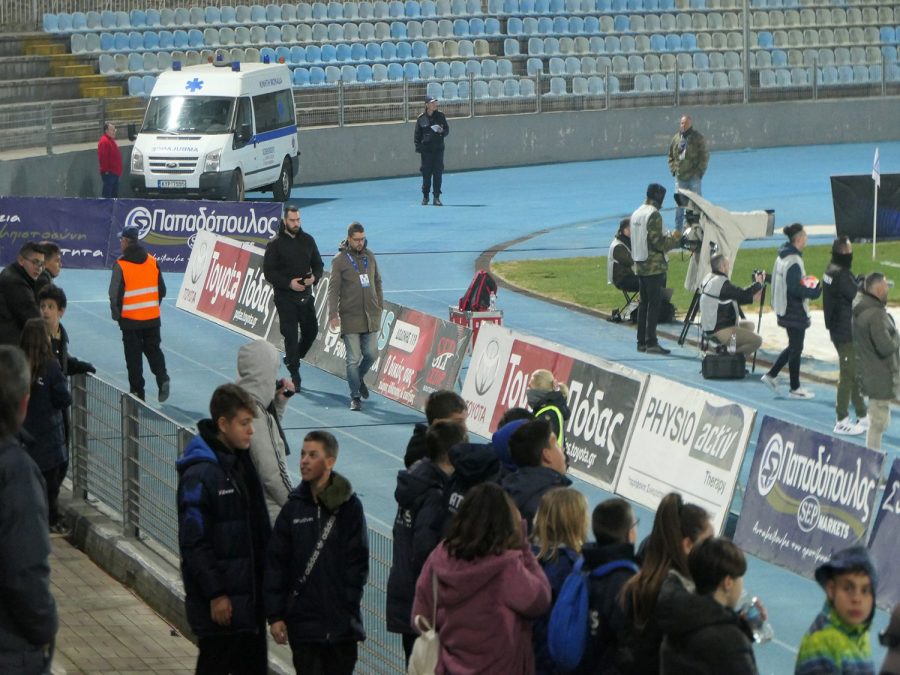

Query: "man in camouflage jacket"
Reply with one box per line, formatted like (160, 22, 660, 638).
(668, 115, 709, 229)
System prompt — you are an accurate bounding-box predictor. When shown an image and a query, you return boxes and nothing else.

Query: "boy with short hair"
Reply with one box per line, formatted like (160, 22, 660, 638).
(38, 285, 95, 378)
(795, 546, 877, 675)
(403, 389, 468, 468)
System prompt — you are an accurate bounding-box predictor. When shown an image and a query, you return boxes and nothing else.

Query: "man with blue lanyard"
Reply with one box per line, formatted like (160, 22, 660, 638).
(328, 222, 384, 411)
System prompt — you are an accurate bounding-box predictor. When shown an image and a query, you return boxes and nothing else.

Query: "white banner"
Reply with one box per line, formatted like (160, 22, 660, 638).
(616, 376, 756, 534)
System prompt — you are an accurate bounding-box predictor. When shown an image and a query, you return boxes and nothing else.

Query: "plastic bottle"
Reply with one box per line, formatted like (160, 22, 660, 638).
(489, 291, 497, 311)
(728, 331, 737, 354)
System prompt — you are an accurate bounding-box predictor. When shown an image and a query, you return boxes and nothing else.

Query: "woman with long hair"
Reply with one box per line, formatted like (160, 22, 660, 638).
(20, 317, 71, 533)
(531, 487, 590, 675)
(621, 492, 712, 674)
(412, 482, 551, 674)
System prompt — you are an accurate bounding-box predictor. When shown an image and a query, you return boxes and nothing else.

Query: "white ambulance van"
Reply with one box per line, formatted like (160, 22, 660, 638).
(130, 59, 299, 201)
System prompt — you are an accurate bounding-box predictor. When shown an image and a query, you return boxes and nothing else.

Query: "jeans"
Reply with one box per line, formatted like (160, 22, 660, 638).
(343, 331, 378, 398)
(121, 325, 168, 399)
(420, 149, 444, 197)
(195, 631, 267, 675)
(867, 399, 891, 451)
(637, 273, 666, 347)
(768, 325, 805, 391)
(674, 175, 702, 229)
(101, 172, 119, 198)
(834, 341, 867, 420)
(275, 295, 318, 370)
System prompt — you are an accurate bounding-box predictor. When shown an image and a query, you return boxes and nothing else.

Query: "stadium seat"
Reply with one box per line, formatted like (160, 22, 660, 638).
(448, 60, 464, 77)
(320, 44, 337, 62)
(469, 17, 485, 35)
(387, 62, 404, 79)
(620, 35, 635, 53)
(324, 65, 340, 82)
(291, 45, 307, 63)
(385, 41, 401, 59)
(442, 81, 458, 99)
(309, 66, 326, 84)
(350, 43, 366, 60)
(526, 56, 543, 74)
(650, 73, 668, 90)
(128, 51, 143, 71)
(293, 67, 311, 85)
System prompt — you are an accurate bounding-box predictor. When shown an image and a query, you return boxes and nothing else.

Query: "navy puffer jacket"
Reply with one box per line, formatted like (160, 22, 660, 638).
(22, 358, 70, 471)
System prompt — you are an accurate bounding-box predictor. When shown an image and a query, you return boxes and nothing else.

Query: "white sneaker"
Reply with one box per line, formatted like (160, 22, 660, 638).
(760, 374, 779, 392)
(834, 418, 865, 435)
(856, 416, 870, 431)
(789, 388, 814, 399)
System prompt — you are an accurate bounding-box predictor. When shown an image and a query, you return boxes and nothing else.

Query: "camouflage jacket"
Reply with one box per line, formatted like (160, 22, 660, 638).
(635, 206, 682, 276)
(668, 127, 709, 180)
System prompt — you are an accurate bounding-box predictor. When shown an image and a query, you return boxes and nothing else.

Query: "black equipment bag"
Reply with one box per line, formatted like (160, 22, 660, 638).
(701, 352, 746, 380)
(459, 270, 498, 312)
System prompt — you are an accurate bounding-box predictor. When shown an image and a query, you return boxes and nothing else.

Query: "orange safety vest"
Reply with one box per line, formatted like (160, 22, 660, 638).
(118, 256, 161, 321)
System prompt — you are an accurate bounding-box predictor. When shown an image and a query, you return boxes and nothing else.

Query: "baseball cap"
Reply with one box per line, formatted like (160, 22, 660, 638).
(118, 225, 140, 240)
(425, 95, 438, 103)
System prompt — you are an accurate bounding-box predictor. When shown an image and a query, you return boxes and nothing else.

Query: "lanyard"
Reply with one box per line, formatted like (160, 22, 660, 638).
(346, 252, 367, 273)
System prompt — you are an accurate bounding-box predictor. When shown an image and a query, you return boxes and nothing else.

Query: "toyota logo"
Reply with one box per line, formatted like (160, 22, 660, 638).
(123, 206, 153, 240)
(473, 338, 501, 396)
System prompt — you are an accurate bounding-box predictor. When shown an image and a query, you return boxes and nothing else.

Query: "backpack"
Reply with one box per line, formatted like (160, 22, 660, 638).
(458, 270, 497, 312)
(547, 557, 639, 673)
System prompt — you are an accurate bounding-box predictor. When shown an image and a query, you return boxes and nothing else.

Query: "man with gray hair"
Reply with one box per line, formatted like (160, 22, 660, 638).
(852, 272, 899, 450)
(0, 345, 58, 672)
(698, 254, 765, 355)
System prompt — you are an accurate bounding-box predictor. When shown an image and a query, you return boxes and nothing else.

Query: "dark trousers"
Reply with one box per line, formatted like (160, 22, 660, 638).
(637, 273, 665, 347)
(274, 295, 318, 370)
(420, 149, 444, 197)
(101, 172, 119, 198)
(768, 325, 805, 390)
(291, 641, 358, 675)
(401, 632, 417, 664)
(196, 632, 267, 675)
(617, 274, 640, 293)
(42, 461, 68, 527)
(122, 325, 168, 399)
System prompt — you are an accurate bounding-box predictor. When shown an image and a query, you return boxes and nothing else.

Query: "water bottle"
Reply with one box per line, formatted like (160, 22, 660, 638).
(489, 291, 497, 311)
(738, 592, 775, 644)
(728, 331, 737, 354)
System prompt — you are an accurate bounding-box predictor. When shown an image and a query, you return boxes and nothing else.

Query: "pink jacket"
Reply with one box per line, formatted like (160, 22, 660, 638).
(412, 542, 551, 675)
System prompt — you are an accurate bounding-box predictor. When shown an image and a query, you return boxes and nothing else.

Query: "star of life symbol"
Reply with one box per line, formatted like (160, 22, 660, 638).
(185, 78, 204, 92)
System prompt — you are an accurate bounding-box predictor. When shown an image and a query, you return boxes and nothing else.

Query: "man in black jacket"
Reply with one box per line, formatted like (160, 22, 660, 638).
(263, 206, 324, 392)
(0, 346, 58, 673)
(176, 384, 271, 675)
(414, 96, 449, 206)
(403, 389, 468, 468)
(0, 242, 43, 346)
(265, 430, 368, 675)
(823, 236, 867, 435)
(698, 254, 765, 355)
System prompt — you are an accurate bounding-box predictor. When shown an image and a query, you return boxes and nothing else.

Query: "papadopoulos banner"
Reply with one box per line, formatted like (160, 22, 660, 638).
(616, 376, 755, 535)
(734, 416, 884, 578)
(460, 323, 647, 490)
(866, 459, 900, 610)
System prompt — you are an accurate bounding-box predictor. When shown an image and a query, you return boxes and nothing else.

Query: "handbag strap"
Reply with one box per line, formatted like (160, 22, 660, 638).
(292, 513, 337, 595)
(431, 571, 438, 629)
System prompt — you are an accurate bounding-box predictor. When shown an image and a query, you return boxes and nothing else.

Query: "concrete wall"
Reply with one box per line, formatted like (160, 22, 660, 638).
(2, 98, 899, 197)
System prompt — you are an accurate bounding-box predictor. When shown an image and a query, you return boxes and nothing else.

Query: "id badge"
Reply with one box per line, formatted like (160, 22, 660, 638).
(359, 273, 370, 288)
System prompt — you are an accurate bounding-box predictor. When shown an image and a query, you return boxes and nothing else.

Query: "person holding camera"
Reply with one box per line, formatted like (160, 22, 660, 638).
(414, 95, 449, 206)
(631, 183, 682, 354)
(699, 254, 764, 356)
(263, 205, 324, 392)
(823, 236, 868, 436)
(761, 223, 821, 399)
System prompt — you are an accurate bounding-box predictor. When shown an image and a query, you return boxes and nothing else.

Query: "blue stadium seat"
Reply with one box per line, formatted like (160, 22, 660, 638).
(142, 74, 156, 93)
(550, 0, 565, 13)
(449, 60, 466, 78)
(548, 76, 566, 95)
(520, 0, 535, 12)
(482, 59, 498, 77)
(614, 15, 629, 33)
(173, 30, 189, 49)
(880, 27, 895, 44)
(650, 33, 666, 51)
(528, 37, 543, 54)
(537, 17, 553, 34)
(335, 44, 351, 61)
(290, 45, 306, 63)
(569, 16, 584, 34)
(68, 12, 85, 31)
(497, 58, 513, 76)
(349, 43, 365, 60)
(43, 13, 60, 32)
(681, 33, 697, 51)
(405, 0, 422, 16)
(473, 79, 489, 98)
(390, 21, 407, 39)
(527, 56, 543, 74)
(112, 32, 128, 51)
(324, 65, 340, 83)
(219, 6, 236, 23)
(203, 6, 221, 24)
(412, 40, 428, 58)
(426, 81, 442, 99)
(307, 45, 324, 62)
(507, 17, 523, 35)
(293, 67, 310, 85)
(520, 78, 536, 96)
(604, 36, 620, 52)
(544, 37, 560, 54)
(128, 51, 143, 71)
(485, 17, 500, 34)
(387, 62, 405, 79)
(275, 45, 291, 63)
(665, 34, 681, 51)
(771, 49, 787, 67)
(356, 64, 373, 81)
(404, 61, 420, 79)
(127, 75, 143, 96)
(309, 66, 326, 84)
(453, 18, 468, 35)
(757, 31, 773, 48)
(469, 17, 485, 35)
(188, 29, 204, 48)
(261, 46, 276, 63)
(249, 5, 267, 22)
(373, 63, 389, 80)
(384, 41, 400, 59)
(554, 16, 569, 33)
(390, 0, 405, 17)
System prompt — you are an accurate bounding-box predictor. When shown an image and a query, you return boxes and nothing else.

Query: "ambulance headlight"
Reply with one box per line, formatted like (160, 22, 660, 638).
(204, 150, 221, 172)
(131, 148, 143, 173)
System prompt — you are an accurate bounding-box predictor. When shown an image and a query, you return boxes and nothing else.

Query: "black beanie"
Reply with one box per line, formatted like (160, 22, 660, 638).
(647, 183, 667, 205)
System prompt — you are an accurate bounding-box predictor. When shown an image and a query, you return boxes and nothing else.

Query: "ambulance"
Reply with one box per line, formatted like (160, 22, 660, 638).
(130, 59, 299, 201)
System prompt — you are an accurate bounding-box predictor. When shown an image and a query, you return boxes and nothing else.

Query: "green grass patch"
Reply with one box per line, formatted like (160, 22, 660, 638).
(492, 242, 900, 314)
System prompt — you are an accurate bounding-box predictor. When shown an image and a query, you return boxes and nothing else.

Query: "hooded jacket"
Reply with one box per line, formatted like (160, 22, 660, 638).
(492, 419, 528, 476)
(853, 291, 900, 400)
(0, 434, 58, 661)
(263, 472, 368, 644)
(501, 465, 572, 534)
(412, 541, 551, 675)
(22, 358, 71, 471)
(404, 421, 428, 468)
(236, 341, 293, 522)
(327, 240, 384, 335)
(0, 261, 40, 346)
(108, 244, 167, 330)
(262, 222, 324, 302)
(528, 388, 571, 449)
(176, 420, 271, 638)
(441, 442, 502, 532)
(386, 458, 450, 634)
(823, 252, 859, 345)
(772, 243, 821, 329)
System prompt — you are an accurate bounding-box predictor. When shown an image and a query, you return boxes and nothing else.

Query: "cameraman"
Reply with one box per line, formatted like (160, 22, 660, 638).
(608, 218, 639, 293)
(699, 255, 764, 355)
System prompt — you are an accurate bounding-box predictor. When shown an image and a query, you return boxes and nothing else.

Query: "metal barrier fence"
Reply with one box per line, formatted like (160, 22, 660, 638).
(69, 373, 406, 674)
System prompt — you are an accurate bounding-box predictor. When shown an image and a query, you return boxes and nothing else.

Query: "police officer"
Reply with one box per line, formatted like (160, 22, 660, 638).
(414, 96, 449, 206)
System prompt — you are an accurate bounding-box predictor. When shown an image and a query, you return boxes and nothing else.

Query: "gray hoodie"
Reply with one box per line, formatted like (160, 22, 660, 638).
(236, 340, 293, 521)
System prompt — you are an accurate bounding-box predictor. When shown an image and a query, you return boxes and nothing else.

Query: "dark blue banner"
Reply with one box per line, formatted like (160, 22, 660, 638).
(868, 459, 900, 610)
(734, 415, 884, 578)
(0, 196, 282, 273)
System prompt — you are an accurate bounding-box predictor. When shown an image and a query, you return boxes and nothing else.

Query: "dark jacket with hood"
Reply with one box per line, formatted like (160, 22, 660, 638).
(440, 442, 501, 533)
(414, 108, 449, 153)
(262, 221, 324, 303)
(823, 251, 859, 345)
(404, 421, 428, 468)
(0, 261, 40, 346)
(327, 239, 383, 335)
(0, 434, 58, 663)
(853, 290, 900, 401)
(528, 388, 571, 449)
(108, 243, 166, 330)
(176, 420, 271, 638)
(22, 358, 71, 471)
(264, 472, 368, 644)
(773, 243, 821, 330)
(501, 465, 572, 534)
(386, 458, 450, 634)
(658, 574, 758, 675)
(611, 233, 637, 288)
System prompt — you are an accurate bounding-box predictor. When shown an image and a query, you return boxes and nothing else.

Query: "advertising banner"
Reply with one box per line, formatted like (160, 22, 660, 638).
(460, 323, 647, 490)
(616, 376, 755, 534)
(866, 459, 900, 609)
(830, 174, 900, 241)
(0, 196, 112, 269)
(734, 416, 884, 578)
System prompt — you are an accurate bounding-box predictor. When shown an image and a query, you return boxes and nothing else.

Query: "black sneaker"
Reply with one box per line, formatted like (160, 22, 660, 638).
(645, 344, 671, 355)
(433, 196, 443, 206)
(289, 368, 301, 392)
(131, 390, 145, 401)
(350, 397, 362, 411)
(158, 378, 170, 403)
(421, 195, 429, 205)
(359, 382, 369, 399)
(637, 344, 647, 353)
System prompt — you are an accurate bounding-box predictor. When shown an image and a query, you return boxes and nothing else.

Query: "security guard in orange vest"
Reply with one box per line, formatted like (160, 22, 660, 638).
(109, 225, 170, 402)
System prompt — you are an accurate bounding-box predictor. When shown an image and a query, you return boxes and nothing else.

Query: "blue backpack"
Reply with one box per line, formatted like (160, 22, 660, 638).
(547, 557, 639, 672)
